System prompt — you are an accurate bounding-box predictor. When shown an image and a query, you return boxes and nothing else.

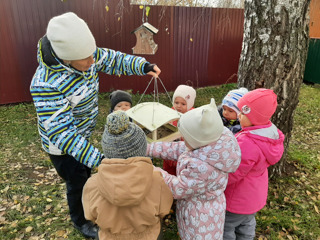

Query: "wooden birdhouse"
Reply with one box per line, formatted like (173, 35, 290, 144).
(126, 102, 182, 143)
(132, 22, 159, 55)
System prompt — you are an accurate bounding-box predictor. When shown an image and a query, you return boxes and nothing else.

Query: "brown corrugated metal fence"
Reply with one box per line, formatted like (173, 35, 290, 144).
(0, 0, 244, 104)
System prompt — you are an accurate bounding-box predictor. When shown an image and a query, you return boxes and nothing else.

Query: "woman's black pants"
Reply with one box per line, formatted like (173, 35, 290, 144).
(49, 154, 91, 227)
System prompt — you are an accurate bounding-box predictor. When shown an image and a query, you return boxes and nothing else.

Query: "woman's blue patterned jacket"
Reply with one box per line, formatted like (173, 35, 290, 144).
(30, 37, 149, 168)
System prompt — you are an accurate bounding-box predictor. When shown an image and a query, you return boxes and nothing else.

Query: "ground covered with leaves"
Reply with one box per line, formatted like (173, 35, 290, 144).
(0, 83, 319, 239)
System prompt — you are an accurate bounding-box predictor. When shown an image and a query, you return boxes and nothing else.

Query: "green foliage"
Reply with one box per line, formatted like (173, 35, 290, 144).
(0, 83, 319, 239)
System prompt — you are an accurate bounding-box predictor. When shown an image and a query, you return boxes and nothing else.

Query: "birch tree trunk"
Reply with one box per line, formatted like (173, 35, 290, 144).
(237, 0, 311, 176)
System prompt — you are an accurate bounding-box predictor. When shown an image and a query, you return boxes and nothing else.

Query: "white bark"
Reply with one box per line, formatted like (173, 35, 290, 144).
(238, 0, 311, 175)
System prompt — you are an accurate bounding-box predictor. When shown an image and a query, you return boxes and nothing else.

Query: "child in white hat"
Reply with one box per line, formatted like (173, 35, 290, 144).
(83, 111, 173, 240)
(172, 84, 196, 115)
(163, 84, 197, 176)
(218, 87, 248, 134)
(147, 99, 241, 240)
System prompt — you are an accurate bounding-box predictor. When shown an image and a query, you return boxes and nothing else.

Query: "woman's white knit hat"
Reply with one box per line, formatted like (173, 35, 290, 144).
(172, 85, 196, 111)
(46, 12, 96, 61)
(178, 98, 224, 149)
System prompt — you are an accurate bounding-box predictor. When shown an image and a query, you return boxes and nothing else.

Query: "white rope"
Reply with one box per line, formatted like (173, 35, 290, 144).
(142, 0, 146, 23)
(157, 76, 172, 103)
(152, 78, 156, 124)
(135, 76, 155, 107)
(134, 76, 172, 126)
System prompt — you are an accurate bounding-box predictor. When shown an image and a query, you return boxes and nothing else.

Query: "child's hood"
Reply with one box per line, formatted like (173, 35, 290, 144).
(239, 123, 285, 165)
(97, 157, 154, 207)
(189, 128, 241, 173)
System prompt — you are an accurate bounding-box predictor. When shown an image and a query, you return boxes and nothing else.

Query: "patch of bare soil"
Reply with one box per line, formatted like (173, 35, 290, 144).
(282, 160, 299, 176)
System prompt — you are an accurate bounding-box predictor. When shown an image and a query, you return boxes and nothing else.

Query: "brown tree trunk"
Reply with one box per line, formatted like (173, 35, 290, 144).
(237, 0, 311, 176)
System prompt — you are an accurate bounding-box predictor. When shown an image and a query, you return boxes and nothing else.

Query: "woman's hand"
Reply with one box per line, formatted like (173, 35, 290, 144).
(146, 64, 161, 78)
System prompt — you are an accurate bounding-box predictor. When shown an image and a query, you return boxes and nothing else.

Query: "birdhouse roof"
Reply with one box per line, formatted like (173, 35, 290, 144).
(131, 22, 159, 34)
(126, 102, 181, 132)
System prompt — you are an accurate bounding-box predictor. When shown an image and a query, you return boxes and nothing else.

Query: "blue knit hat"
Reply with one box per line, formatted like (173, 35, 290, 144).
(101, 111, 147, 159)
(222, 87, 248, 114)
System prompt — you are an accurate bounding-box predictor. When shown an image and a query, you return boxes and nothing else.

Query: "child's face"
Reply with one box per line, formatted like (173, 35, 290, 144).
(222, 105, 238, 121)
(114, 101, 131, 111)
(238, 112, 253, 128)
(173, 97, 188, 113)
(66, 55, 94, 72)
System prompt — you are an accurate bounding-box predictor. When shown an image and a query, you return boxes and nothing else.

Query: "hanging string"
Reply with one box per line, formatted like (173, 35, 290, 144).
(158, 77, 172, 103)
(152, 78, 157, 125)
(135, 76, 154, 107)
(154, 77, 160, 103)
(136, 76, 171, 104)
(142, 1, 146, 23)
(141, 0, 149, 23)
(134, 76, 173, 115)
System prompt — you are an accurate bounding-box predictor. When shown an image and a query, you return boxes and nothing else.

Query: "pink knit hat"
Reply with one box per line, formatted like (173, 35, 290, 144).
(237, 88, 277, 126)
(172, 85, 196, 111)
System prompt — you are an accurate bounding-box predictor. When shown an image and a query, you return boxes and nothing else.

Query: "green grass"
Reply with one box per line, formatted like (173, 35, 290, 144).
(0, 83, 319, 240)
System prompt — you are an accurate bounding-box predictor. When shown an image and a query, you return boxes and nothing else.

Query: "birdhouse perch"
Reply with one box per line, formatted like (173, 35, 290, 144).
(132, 22, 159, 55)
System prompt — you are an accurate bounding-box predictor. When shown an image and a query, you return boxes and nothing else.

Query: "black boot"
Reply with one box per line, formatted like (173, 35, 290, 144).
(74, 221, 98, 239)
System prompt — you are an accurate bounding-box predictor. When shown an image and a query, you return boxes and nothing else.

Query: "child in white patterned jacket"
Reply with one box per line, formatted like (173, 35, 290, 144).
(147, 98, 241, 240)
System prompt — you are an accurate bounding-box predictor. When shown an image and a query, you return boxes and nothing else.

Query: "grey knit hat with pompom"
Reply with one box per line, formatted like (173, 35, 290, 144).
(101, 111, 147, 159)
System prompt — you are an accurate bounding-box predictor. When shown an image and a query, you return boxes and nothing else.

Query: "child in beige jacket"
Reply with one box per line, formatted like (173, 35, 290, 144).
(82, 111, 173, 240)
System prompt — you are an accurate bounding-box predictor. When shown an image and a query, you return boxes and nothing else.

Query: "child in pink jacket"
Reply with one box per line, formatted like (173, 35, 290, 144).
(223, 88, 285, 240)
(148, 98, 241, 240)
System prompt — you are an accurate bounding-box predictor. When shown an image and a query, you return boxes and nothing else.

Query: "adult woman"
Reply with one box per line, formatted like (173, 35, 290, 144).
(30, 12, 160, 238)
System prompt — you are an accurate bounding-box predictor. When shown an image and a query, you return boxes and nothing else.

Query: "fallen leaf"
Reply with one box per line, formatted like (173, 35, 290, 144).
(315, 205, 319, 214)
(45, 205, 52, 211)
(146, 6, 150, 17)
(2, 186, 9, 193)
(55, 230, 66, 237)
(29, 237, 40, 240)
(25, 226, 33, 233)
(293, 225, 299, 230)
